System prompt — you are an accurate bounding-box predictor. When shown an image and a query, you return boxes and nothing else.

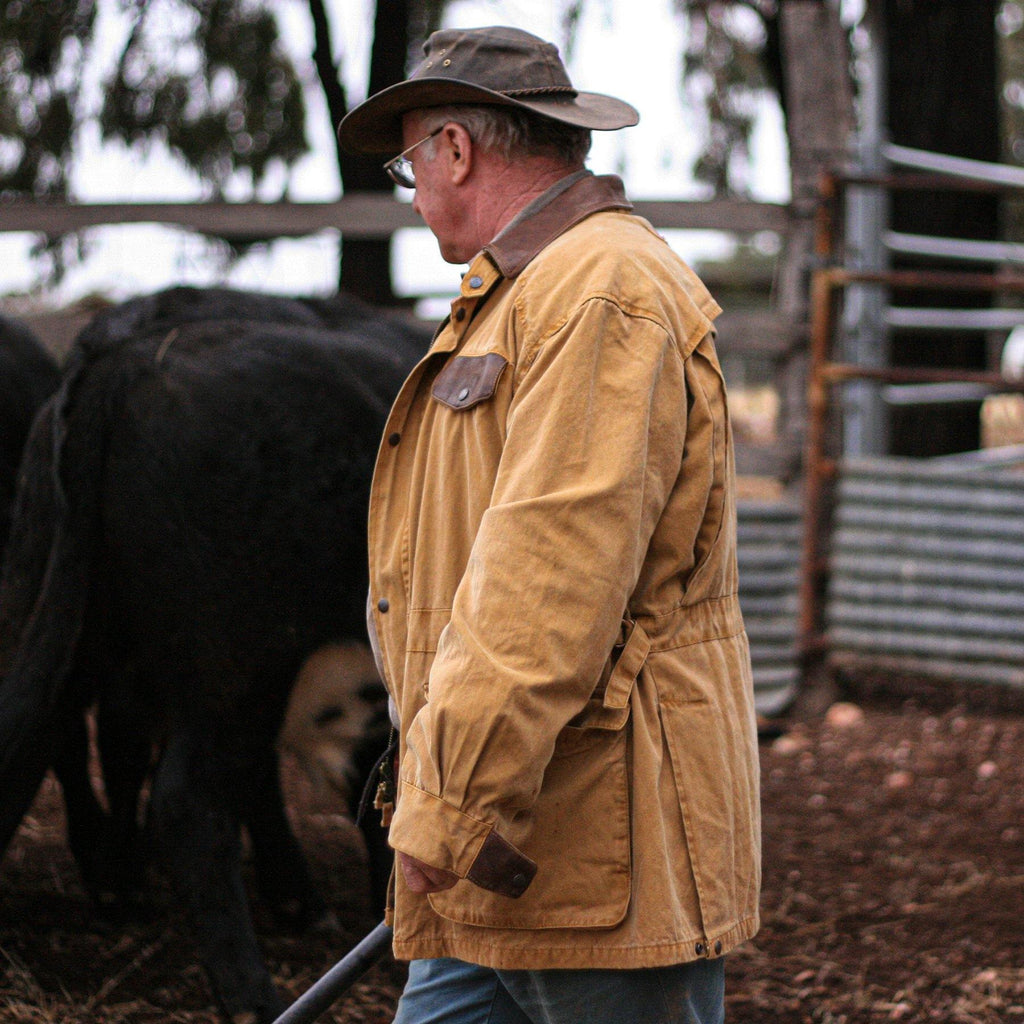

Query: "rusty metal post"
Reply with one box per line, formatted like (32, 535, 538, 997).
(799, 173, 841, 656)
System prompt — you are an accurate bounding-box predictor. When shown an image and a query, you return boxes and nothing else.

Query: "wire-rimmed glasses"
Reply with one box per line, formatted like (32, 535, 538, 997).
(383, 127, 443, 188)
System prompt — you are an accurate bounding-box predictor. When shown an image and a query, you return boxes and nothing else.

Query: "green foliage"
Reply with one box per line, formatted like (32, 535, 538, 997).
(0, 0, 307, 204)
(676, 0, 778, 195)
(0, 0, 97, 197)
(100, 0, 308, 198)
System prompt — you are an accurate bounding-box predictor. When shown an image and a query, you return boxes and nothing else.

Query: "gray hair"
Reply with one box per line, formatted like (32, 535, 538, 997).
(420, 104, 591, 167)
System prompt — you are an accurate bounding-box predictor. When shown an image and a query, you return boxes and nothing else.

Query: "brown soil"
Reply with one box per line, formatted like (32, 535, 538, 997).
(1, 684, 1022, 1024)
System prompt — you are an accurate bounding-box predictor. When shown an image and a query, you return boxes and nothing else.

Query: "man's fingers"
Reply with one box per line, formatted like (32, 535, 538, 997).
(398, 852, 459, 893)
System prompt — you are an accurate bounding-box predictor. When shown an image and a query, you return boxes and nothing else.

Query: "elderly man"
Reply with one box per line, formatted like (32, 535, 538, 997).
(338, 25, 760, 1024)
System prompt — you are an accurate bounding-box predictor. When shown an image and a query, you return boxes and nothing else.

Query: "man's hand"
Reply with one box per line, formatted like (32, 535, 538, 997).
(398, 852, 459, 894)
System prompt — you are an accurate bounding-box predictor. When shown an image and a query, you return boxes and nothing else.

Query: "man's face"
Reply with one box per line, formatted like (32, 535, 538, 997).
(402, 112, 475, 265)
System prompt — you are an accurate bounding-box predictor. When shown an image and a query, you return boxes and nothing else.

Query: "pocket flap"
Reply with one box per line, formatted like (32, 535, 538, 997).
(432, 353, 508, 410)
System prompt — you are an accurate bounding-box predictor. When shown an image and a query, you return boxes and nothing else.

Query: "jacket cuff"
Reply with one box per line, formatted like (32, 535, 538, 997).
(389, 781, 537, 898)
(466, 830, 536, 898)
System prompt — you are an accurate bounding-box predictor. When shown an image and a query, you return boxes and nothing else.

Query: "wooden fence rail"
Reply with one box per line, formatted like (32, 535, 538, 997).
(0, 195, 790, 240)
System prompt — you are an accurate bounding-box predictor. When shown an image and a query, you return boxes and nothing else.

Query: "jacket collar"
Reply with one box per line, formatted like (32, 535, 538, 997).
(483, 171, 633, 278)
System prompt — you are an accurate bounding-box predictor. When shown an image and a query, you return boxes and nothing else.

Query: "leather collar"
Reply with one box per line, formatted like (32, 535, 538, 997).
(483, 172, 633, 278)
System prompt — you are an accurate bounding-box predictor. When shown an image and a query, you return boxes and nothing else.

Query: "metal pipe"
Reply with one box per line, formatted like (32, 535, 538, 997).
(885, 306, 1024, 331)
(820, 363, 1024, 390)
(272, 921, 393, 1024)
(823, 266, 1024, 293)
(882, 143, 1024, 188)
(799, 264, 837, 651)
(884, 230, 1024, 264)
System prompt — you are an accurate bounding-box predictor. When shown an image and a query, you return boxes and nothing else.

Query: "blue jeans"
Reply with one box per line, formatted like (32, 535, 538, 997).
(392, 956, 725, 1024)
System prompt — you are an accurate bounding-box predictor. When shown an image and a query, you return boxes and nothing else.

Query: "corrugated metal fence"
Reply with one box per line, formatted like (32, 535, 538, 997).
(825, 456, 1024, 689)
(737, 501, 803, 715)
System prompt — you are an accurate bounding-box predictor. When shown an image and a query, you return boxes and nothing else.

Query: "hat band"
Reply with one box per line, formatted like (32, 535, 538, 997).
(502, 86, 578, 98)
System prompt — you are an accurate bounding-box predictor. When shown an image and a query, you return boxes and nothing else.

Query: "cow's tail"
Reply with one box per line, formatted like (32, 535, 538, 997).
(0, 351, 108, 856)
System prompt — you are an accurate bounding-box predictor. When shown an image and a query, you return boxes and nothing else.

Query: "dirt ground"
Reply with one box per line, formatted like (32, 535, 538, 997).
(1, 679, 1022, 1024)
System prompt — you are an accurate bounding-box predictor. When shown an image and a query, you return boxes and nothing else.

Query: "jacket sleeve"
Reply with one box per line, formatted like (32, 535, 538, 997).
(387, 296, 696, 894)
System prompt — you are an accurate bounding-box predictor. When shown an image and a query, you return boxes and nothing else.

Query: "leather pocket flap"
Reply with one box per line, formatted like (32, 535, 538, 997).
(432, 353, 508, 410)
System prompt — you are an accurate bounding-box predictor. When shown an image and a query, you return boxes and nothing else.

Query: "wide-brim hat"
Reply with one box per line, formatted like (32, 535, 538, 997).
(338, 26, 639, 156)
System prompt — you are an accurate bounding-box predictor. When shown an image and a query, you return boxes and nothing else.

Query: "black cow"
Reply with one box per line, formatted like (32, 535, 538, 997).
(0, 313, 61, 546)
(0, 287, 428, 1022)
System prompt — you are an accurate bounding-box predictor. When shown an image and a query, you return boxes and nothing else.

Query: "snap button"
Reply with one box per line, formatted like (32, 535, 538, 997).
(511, 872, 527, 892)
(457, 387, 470, 402)
(454, 307, 466, 322)
(694, 942, 706, 957)
(468, 275, 483, 288)
(388, 432, 401, 447)
(377, 598, 390, 613)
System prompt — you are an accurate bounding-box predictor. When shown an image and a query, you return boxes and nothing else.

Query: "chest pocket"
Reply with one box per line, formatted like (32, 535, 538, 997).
(432, 353, 508, 410)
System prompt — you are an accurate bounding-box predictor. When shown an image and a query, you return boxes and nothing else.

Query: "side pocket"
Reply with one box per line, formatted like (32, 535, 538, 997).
(428, 721, 631, 930)
(429, 620, 647, 930)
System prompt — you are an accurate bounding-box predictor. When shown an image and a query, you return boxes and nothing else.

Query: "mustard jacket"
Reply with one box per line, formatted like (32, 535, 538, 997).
(367, 172, 761, 969)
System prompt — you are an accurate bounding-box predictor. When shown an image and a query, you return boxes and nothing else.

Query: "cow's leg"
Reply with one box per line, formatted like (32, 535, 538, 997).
(241, 743, 331, 930)
(52, 708, 107, 893)
(149, 730, 283, 1024)
(92, 694, 153, 906)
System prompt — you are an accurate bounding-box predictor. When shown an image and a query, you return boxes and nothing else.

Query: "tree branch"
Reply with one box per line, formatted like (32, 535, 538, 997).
(308, 0, 348, 172)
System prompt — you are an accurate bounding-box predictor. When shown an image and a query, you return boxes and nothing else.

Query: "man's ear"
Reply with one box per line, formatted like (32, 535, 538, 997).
(442, 122, 473, 185)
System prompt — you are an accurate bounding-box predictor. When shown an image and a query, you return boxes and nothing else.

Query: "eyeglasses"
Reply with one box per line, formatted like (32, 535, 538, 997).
(383, 127, 443, 188)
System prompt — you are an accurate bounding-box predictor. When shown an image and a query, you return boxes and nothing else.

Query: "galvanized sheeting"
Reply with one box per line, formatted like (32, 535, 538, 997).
(736, 501, 802, 715)
(826, 456, 1024, 689)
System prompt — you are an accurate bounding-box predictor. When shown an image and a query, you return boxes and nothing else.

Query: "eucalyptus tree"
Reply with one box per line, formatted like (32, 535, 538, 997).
(1, 1, 308, 281)
(0, 0, 433, 302)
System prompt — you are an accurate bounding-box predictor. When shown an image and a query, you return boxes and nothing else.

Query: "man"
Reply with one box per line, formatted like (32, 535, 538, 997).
(338, 25, 761, 1024)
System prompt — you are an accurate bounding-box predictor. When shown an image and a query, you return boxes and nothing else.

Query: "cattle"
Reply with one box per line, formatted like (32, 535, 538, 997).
(0, 286, 429, 1023)
(0, 313, 61, 546)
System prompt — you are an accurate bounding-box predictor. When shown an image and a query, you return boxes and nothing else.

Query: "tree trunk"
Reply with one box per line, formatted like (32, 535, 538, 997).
(309, 0, 417, 305)
(774, 0, 855, 481)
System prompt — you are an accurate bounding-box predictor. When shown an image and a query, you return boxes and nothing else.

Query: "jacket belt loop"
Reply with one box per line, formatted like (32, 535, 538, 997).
(602, 616, 651, 711)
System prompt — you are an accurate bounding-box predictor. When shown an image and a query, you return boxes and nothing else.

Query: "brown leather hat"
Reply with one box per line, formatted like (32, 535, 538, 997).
(338, 26, 639, 155)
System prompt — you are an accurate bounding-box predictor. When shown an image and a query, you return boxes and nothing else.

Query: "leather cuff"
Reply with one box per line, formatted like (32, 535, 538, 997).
(466, 831, 537, 898)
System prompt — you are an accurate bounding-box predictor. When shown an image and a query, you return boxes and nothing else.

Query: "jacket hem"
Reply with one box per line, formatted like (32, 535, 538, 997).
(390, 913, 760, 969)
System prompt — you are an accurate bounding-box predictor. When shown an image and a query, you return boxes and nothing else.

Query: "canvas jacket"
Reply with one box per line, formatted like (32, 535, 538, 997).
(367, 171, 761, 969)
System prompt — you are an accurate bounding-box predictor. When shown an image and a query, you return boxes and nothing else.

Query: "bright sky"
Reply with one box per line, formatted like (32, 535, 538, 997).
(0, 0, 790, 310)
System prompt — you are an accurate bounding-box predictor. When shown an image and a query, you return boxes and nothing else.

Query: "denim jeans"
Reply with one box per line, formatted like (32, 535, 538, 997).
(392, 956, 725, 1024)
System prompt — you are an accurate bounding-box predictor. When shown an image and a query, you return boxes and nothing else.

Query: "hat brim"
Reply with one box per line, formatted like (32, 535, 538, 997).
(338, 77, 639, 155)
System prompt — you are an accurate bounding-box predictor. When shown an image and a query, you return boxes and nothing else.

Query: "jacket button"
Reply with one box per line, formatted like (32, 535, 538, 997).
(388, 432, 401, 446)
(695, 942, 706, 957)
(454, 307, 466, 321)
(377, 598, 390, 613)
(714, 940, 723, 955)
(457, 387, 470, 402)
(511, 872, 527, 892)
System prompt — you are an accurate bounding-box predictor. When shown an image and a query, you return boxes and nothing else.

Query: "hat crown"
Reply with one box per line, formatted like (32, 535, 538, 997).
(337, 25, 638, 156)
(412, 27, 576, 97)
